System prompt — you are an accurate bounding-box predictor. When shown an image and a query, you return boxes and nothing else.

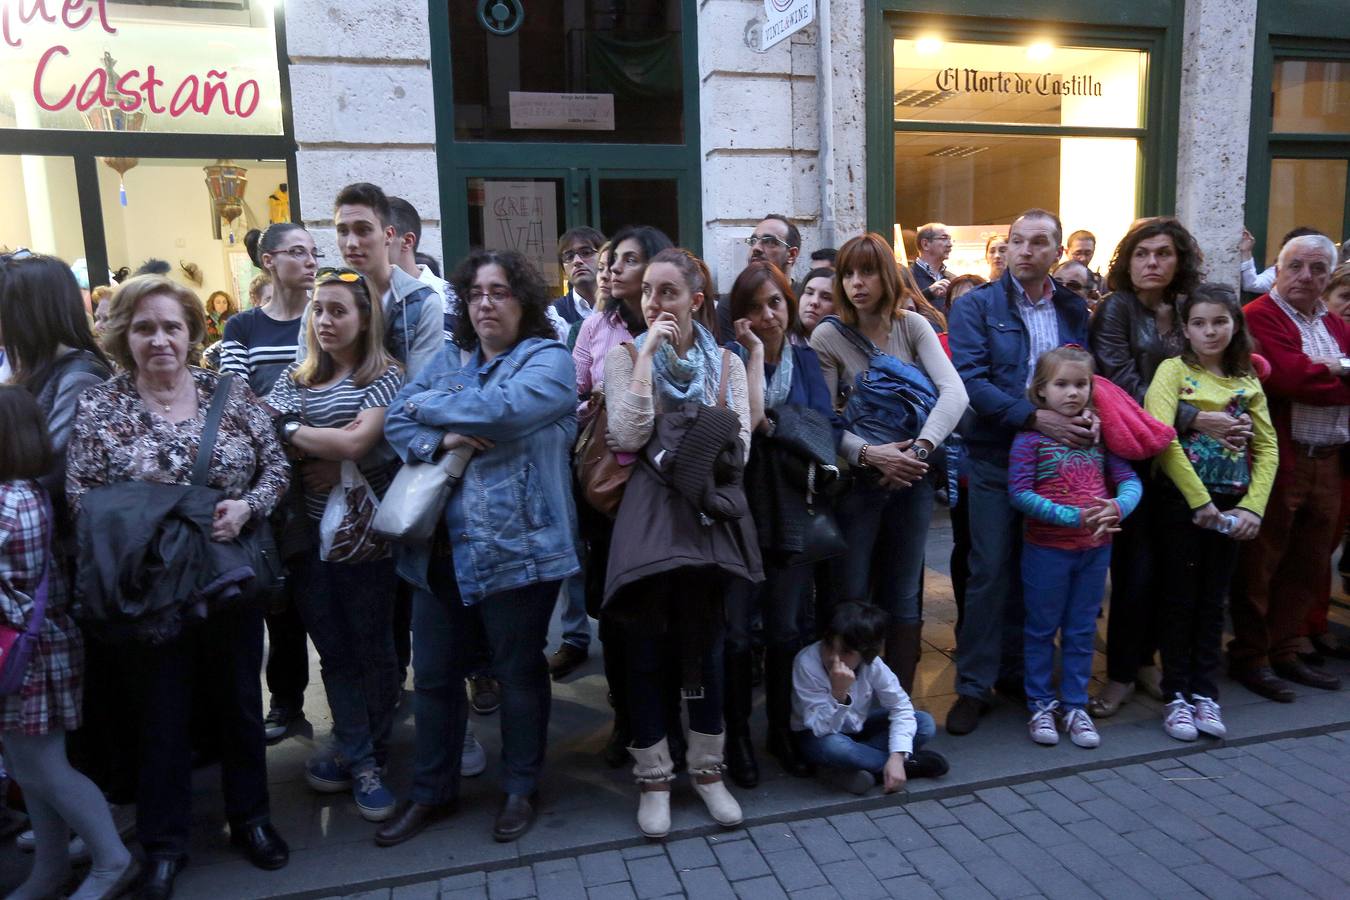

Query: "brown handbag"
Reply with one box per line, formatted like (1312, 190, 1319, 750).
(576, 344, 638, 517)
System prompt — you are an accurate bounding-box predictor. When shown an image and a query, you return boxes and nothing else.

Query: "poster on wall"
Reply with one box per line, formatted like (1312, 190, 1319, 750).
(482, 180, 560, 286)
(227, 248, 259, 309)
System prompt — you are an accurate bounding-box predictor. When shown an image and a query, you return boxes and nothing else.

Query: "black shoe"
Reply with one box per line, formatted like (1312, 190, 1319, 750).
(262, 705, 299, 743)
(767, 727, 813, 778)
(1273, 659, 1342, 691)
(993, 676, 1027, 701)
(375, 800, 455, 847)
(1312, 633, 1350, 661)
(904, 749, 949, 779)
(1299, 649, 1327, 668)
(492, 791, 539, 843)
(137, 857, 184, 900)
(946, 696, 990, 735)
(725, 732, 759, 789)
(229, 823, 289, 871)
(468, 676, 501, 715)
(1233, 666, 1297, 703)
(670, 728, 687, 774)
(547, 643, 588, 681)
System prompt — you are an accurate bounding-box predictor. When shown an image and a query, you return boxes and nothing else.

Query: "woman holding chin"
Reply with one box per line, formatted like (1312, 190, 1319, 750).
(808, 234, 968, 694)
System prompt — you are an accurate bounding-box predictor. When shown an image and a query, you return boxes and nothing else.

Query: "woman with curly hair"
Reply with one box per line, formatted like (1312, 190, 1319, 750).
(1088, 217, 1242, 719)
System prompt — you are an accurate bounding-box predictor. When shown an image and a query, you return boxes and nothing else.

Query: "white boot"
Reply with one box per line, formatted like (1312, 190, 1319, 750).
(629, 738, 675, 839)
(686, 729, 743, 828)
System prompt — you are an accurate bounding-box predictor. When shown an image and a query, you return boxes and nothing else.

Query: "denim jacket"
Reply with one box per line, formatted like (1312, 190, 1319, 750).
(384, 337, 580, 602)
(948, 269, 1091, 463)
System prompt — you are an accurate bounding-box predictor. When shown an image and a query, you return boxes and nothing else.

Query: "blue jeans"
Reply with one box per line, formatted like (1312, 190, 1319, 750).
(558, 571, 592, 649)
(956, 456, 1025, 699)
(827, 474, 935, 626)
(797, 708, 936, 775)
(411, 563, 558, 802)
(1021, 543, 1112, 711)
(292, 550, 399, 773)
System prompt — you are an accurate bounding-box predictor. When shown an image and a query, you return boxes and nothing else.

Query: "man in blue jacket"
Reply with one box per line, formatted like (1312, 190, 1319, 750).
(946, 209, 1093, 736)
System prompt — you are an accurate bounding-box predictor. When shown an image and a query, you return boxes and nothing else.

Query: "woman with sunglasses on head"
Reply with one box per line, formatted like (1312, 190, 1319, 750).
(263, 268, 404, 823)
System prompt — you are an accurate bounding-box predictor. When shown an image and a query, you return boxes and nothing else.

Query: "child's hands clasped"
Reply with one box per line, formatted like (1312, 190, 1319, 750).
(1081, 497, 1121, 539)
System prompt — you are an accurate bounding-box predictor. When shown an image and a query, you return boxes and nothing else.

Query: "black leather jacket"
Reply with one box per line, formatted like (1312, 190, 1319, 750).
(1089, 290, 1198, 432)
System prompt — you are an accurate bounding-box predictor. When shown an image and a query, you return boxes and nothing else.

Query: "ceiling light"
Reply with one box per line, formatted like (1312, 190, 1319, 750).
(916, 37, 943, 56)
(1027, 42, 1054, 61)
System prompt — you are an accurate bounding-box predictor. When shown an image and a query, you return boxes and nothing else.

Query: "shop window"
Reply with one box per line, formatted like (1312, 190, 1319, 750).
(1272, 59, 1350, 134)
(1265, 158, 1348, 264)
(3, 0, 284, 135)
(449, 0, 683, 144)
(0, 155, 85, 260)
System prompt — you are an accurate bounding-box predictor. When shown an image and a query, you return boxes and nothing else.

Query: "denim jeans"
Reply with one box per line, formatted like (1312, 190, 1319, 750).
(558, 570, 592, 649)
(411, 562, 558, 802)
(1021, 543, 1112, 711)
(725, 562, 813, 654)
(796, 708, 936, 775)
(956, 456, 1025, 700)
(827, 474, 935, 626)
(292, 550, 400, 773)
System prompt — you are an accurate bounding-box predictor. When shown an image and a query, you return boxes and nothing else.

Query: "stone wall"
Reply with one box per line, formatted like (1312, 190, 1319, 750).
(1175, 0, 1259, 286)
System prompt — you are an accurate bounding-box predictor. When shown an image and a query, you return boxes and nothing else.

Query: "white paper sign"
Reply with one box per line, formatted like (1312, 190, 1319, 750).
(762, 0, 815, 51)
(482, 181, 560, 286)
(509, 92, 616, 131)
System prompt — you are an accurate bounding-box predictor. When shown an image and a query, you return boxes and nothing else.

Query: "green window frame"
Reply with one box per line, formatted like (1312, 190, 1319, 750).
(864, 0, 1184, 239)
(428, 0, 704, 264)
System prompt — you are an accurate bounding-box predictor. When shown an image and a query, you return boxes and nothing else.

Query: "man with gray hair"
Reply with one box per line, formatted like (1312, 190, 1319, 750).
(911, 222, 954, 309)
(1231, 233, 1350, 702)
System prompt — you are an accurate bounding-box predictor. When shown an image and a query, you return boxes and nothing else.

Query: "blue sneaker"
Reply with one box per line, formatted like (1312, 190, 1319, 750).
(462, 724, 487, 777)
(353, 768, 396, 822)
(305, 755, 352, 793)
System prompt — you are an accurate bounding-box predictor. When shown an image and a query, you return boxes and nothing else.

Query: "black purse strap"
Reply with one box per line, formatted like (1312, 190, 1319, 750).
(191, 373, 234, 487)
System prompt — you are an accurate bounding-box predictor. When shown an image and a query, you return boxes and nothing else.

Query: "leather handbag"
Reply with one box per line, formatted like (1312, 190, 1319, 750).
(370, 444, 473, 543)
(783, 462, 846, 567)
(0, 503, 51, 696)
(822, 316, 937, 445)
(575, 344, 638, 518)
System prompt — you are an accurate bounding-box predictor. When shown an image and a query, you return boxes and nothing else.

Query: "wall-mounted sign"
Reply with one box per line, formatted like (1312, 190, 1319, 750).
(482, 180, 560, 286)
(508, 92, 615, 131)
(761, 0, 813, 51)
(935, 68, 1104, 98)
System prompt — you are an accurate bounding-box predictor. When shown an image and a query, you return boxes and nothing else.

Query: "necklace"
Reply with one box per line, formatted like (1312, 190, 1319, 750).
(139, 372, 193, 413)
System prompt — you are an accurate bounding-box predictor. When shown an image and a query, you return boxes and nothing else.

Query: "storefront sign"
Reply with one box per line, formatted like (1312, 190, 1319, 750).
(761, 0, 813, 51)
(509, 92, 615, 131)
(934, 68, 1103, 98)
(482, 180, 560, 286)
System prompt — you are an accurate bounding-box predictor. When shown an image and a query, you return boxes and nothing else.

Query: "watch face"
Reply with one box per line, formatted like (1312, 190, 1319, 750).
(914, 447, 929, 460)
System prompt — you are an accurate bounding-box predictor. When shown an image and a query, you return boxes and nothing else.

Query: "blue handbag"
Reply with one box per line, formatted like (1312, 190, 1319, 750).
(822, 315, 938, 445)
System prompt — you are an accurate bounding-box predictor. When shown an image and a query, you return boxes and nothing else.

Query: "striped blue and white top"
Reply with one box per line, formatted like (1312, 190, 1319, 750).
(1012, 277, 1060, 386)
(219, 307, 305, 397)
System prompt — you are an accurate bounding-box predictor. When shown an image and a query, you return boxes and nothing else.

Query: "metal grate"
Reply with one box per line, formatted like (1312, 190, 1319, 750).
(926, 145, 990, 159)
(893, 89, 957, 108)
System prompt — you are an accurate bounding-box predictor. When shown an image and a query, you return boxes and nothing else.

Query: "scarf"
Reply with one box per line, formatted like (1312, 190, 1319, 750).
(636, 321, 722, 408)
(763, 339, 795, 409)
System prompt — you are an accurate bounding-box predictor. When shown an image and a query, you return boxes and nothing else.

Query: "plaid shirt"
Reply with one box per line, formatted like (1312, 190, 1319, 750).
(1271, 291, 1350, 447)
(1013, 276, 1061, 386)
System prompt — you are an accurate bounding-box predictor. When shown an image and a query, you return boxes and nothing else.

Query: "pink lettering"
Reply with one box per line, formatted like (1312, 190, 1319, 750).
(31, 44, 74, 110)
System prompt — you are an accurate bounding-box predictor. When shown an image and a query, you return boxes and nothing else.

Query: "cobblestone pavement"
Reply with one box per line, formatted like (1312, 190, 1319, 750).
(338, 729, 1350, 900)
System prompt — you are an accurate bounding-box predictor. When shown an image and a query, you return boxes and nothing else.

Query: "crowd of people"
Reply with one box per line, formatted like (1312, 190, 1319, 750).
(1, 183, 1349, 899)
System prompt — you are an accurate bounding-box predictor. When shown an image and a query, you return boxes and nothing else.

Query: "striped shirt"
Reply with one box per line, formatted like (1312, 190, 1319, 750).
(1271, 291, 1350, 446)
(218, 307, 303, 397)
(264, 363, 404, 519)
(1013, 276, 1060, 385)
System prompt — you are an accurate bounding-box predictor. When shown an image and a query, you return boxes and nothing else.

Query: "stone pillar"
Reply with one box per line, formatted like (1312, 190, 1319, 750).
(282, 0, 442, 263)
(1175, 0, 1259, 286)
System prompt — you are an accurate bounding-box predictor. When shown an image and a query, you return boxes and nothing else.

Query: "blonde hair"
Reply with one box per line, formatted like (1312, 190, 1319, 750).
(291, 278, 399, 388)
(1026, 346, 1095, 409)
(102, 275, 207, 372)
(248, 274, 272, 307)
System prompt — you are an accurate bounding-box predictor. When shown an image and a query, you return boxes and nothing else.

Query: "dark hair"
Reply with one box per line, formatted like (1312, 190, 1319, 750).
(249, 222, 308, 269)
(334, 182, 392, 227)
(809, 248, 836, 264)
(823, 602, 888, 665)
(604, 224, 674, 332)
(646, 248, 718, 332)
(449, 250, 557, 350)
(1178, 283, 1253, 378)
(1027, 346, 1095, 408)
(134, 258, 171, 277)
(1281, 226, 1323, 247)
(387, 196, 422, 249)
(415, 252, 441, 277)
(0, 255, 110, 391)
(0, 386, 52, 482)
(729, 261, 801, 337)
(802, 267, 835, 289)
(557, 226, 605, 260)
(1105, 216, 1203, 299)
(1052, 259, 1093, 282)
(759, 214, 800, 250)
(1012, 208, 1064, 245)
(833, 233, 904, 326)
(1066, 229, 1096, 246)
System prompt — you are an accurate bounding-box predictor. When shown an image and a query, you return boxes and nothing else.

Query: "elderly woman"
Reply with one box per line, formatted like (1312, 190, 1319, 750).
(66, 275, 291, 900)
(379, 249, 578, 847)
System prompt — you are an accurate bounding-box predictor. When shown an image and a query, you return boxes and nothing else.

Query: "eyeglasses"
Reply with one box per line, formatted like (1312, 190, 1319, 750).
(315, 267, 363, 284)
(277, 246, 324, 261)
(1060, 280, 1087, 292)
(561, 247, 597, 265)
(744, 235, 793, 249)
(469, 288, 513, 306)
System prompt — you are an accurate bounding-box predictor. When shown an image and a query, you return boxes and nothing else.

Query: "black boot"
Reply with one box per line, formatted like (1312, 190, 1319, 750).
(765, 645, 812, 777)
(723, 648, 759, 788)
(885, 622, 924, 696)
(601, 638, 631, 769)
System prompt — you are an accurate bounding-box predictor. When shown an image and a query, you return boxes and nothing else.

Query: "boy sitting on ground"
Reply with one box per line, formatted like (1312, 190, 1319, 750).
(792, 602, 949, 794)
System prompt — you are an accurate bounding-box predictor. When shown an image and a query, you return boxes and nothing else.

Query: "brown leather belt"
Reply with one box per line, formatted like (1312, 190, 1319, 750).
(1291, 441, 1343, 459)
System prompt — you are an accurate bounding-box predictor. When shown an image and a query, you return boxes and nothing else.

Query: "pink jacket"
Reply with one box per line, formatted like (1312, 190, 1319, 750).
(572, 312, 635, 423)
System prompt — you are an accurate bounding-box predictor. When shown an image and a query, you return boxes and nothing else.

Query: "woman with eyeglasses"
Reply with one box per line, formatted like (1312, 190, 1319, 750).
(263, 268, 404, 822)
(380, 249, 578, 846)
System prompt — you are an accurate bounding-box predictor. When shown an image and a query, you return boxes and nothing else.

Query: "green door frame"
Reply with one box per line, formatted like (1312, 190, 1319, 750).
(428, 0, 703, 265)
(1245, 1, 1350, 268)
(864, 0, 1184, 238)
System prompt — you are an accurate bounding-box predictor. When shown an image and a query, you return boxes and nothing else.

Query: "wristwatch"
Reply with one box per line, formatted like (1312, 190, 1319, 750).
(276, 413, 303, 446)
(912, 445, 930, 462)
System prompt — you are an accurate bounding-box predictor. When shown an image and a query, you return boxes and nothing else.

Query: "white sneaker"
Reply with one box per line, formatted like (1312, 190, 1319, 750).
(1028, 701, 1060, 746)
(1062, 707, 1100, 749)
(461, 724, 487, 777)
(1164, 694, 1199, 741)
(1191, 696, 1227, 738)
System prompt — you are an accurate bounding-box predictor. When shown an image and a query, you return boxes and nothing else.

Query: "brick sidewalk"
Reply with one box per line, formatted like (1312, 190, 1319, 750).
(354, 730, 1350, 900)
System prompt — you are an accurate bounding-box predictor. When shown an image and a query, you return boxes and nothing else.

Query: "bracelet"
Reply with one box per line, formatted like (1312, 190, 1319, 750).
(858, 444, 870, 468)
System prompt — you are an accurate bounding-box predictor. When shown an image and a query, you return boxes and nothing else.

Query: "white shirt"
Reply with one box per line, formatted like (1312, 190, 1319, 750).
(790, 640, 918, 754)
(1241, 258, 1277, 295)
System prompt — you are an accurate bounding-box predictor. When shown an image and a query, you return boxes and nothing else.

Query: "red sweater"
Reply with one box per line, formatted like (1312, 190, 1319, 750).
(1244, 293, 1350, 484)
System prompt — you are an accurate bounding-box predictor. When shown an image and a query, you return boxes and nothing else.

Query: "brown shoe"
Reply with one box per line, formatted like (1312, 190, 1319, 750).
(1311, 633, 1350, 661)
(492, 791, 539, 843)
(1233, 666, 1297, 703)
(374, 801, 455, 847)
(547, 643, 588, 681)
(1273, 659, 1342, 691)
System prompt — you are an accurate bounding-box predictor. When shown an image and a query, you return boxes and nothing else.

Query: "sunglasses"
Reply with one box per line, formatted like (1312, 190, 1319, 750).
(315, 266, 364, 285)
